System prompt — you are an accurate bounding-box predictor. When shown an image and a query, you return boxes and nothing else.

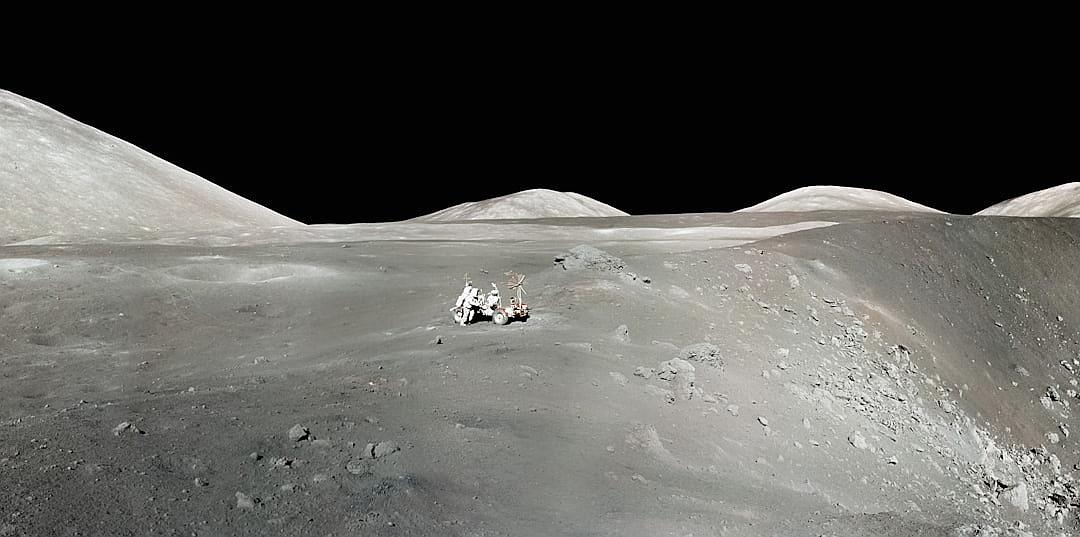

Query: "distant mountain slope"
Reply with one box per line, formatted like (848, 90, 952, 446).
(0, 89, 301, 239)
(738, 186, 943, 213)
(414, 189, 628, 221)
(977, 182, 1080, 217)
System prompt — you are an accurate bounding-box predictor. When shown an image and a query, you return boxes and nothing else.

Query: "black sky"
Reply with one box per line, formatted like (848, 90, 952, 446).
(6, 36, 1077, 223)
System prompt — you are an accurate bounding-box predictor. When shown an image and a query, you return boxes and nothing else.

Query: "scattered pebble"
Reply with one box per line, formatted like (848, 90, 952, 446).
(235, 492, 255, 509)
(726, 405, 740, 417)
(614, 324, 631, 343)
(848, 431, 869, 450)
(372, 441, 400, 458)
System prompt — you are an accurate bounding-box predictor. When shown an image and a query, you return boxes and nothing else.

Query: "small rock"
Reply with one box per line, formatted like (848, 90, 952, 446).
(1047, 432, 1060, 444)
(938, 400, 956, 414)
(605, 446, 616, 454)
(1000, 482, 1029, 511)
(249, 452, 262, 461)
(195, 478, 209, 487)
(429, 336, 443, 345)
(287, 424, 310, 442)
(886, 456, 898, 465)
(633, 367, 654, 379)
(848, 431, 869, 450)
(372, 441, 400, 458)
(726, 405, 739, 417)
(346, 460, 367, 475)
(235, 492, 255, 509)
(1058, 315, 1064, 322)
(312, 474, 330, 483)
(757, 417, 769, 427)
(1047, 386, 1062, 402)
(734, 264, 752, 274)
(112, 422, 145, 436)
(788, 274, 800, 289)
(280, 483, 297, 492)
(777, 348, 790, 358)
(614, 325, 631, 343)
(630, 474, 649, 484)
(609, 372, 629, 386)
(701, 393, 718, 404)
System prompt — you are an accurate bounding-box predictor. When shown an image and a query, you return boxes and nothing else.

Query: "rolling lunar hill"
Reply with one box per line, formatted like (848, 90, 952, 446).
(977, 182, 1080, 217)
(413, 188, 629, 221)
(0, 90, 301, 240)
(738, 185, 944, 213)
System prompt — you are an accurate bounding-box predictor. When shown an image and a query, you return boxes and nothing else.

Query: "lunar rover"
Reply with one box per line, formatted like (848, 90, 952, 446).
(452, 272, 529, 326)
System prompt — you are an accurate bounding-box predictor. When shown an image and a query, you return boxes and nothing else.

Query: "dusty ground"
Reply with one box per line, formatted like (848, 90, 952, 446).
(2, 212, 1080, 536)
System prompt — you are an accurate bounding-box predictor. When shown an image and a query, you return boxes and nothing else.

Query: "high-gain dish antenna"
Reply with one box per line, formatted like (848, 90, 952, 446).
(506, 271, 527, 305)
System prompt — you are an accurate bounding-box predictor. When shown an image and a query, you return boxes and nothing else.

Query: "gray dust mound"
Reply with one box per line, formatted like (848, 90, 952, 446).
(977, 182, 1080, 217)
(738, 185, 944, 213)
(412, 188, 628, 221)
(0, 89, 301, 241)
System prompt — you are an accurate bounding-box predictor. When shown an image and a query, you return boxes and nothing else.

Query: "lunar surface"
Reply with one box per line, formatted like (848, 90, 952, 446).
(4, 91, 1080, 536)
(977, 182, 1080, 217)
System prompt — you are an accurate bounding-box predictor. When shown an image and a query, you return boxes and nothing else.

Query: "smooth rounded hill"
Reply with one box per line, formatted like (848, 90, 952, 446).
(977, 182, 1080, 217)
(0, 89, 301, 240)
(737, 185, 943, 213)
(413, 189, 628, 222)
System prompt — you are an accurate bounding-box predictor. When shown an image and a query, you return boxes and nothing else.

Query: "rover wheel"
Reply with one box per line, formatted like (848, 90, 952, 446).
(492, 310, 509, 325)
(453, 308, 466, 324)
